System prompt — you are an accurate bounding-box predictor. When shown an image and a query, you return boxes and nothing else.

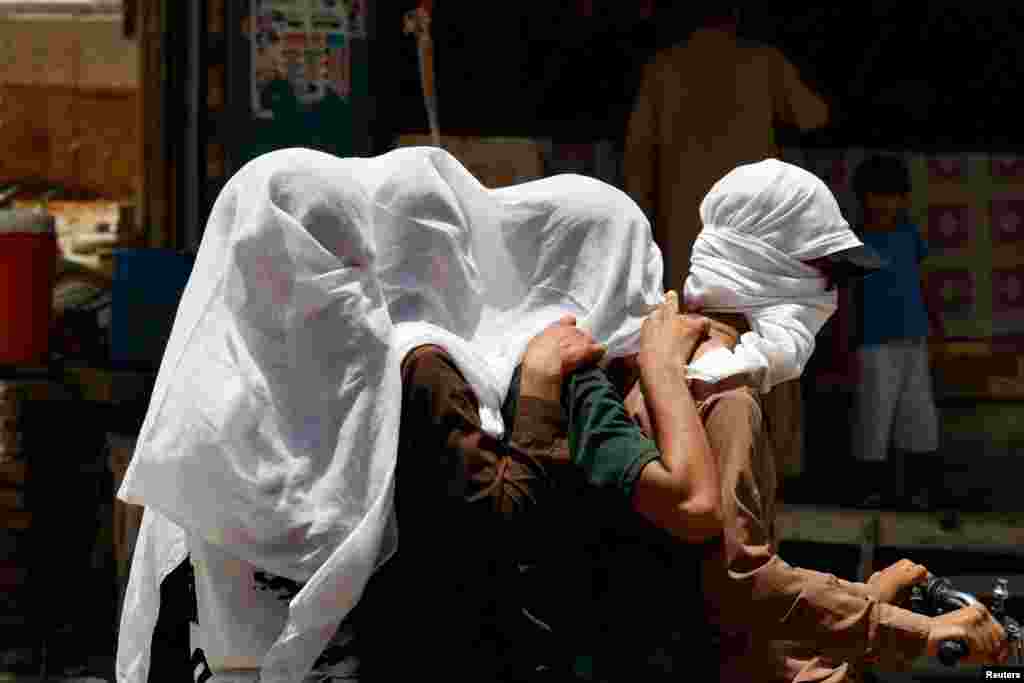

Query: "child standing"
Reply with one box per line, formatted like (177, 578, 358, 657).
(848, 154, 945, 509)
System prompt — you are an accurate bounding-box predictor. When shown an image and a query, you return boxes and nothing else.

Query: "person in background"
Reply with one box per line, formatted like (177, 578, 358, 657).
(624, 6, 829, 292)
(846, 155, 945, 509)
(623, 9, 830, 482)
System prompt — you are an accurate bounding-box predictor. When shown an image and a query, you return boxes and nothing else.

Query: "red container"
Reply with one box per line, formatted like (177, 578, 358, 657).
(0, 210, 58, 366)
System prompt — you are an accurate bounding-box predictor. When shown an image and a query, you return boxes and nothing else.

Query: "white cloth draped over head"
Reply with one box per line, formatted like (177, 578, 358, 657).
(373, 146, 665, 438)
(115, 146, 665, 683)
(683, 158, 863, 392)
(117, 148, 401, 683)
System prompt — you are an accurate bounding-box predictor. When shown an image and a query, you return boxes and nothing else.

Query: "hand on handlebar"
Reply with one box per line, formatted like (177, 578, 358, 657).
(927, 604, 1010, 666)
(868, 559, 929, 607)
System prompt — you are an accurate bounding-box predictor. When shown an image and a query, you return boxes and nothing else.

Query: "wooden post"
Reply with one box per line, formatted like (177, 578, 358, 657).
(137, 0, 171, 248)
(857, 516, 879, 582)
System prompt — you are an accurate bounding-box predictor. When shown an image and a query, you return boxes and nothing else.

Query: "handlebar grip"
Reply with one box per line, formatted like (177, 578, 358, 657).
(938, 639, 968, 666)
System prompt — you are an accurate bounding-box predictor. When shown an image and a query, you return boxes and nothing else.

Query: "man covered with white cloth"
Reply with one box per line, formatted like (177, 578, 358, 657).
(113, 146, 726, 682)
(614, 159, 1007, 680)
(115, 149, 406, 683)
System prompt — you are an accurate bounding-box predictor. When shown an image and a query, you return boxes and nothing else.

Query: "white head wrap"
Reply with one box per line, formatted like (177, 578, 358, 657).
(683, 158, 863, 392)
(117, 149, 401, 683)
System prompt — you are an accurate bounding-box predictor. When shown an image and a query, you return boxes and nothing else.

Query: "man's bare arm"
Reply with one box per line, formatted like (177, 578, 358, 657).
(632, 292, 722, 543)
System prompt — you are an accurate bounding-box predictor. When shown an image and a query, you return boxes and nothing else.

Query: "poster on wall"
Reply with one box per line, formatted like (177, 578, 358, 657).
(251, 0, 364, 120)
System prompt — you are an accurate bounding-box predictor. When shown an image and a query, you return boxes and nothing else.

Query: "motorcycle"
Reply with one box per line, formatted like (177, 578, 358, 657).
(910, 575, 1023, 666)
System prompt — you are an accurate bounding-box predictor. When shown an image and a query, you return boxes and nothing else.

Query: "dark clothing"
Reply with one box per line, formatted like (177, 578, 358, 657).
(353, 345, 570, 681)
(357, 349, 712, 681)
(556, 367, 714, 681)
(147, 558, 201, 683)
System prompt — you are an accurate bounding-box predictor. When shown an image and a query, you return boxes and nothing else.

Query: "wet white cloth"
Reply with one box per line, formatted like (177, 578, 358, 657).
(117, 148, 401, 683)
(369, 147, 508, 437)
(115, 146, 666, 683)
(373, 147, 664, 437)
(683, 158, 862, 392)
(186, 531, 360, 677)
(480, 172, 666, 401)
(116, 508, 188, 683)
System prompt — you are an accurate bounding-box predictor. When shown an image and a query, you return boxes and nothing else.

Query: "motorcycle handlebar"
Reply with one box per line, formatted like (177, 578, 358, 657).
(910, 574, 1022, 667)
(938, 640, 968, 666)
(921, 574, 984, 666)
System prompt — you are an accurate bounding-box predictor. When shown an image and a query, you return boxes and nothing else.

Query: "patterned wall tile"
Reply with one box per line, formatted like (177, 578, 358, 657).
(926, 268, 977, 321)
(989, 158, 1024, 183)
(989, 198, 1024, 246)
(928, 156, 968, 182)
(926, 204, 974, 251)
(992, 266, 1024, 335)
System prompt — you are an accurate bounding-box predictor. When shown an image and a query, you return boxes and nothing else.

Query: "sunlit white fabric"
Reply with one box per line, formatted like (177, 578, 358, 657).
(683, 158, 863, 391)
(117, 149, 400, 683)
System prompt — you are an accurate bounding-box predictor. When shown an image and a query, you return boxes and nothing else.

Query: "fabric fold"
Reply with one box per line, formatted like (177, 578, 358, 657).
(683, 159, 862, 391)
(117, 145, 667, 682)
(117, 148, 401, 683)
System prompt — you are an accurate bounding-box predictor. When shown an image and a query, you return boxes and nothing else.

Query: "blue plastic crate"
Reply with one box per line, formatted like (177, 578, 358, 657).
(110, 249, 195, 368)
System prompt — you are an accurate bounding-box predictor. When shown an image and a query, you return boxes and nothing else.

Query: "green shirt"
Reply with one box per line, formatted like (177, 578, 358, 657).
(563, 367, 662, 502)
(507, 365, 712, 681)
(561, 367, 712, 681)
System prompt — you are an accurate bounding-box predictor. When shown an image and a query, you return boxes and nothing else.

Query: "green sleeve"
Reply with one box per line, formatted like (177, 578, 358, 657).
(561, 367, 661, 501)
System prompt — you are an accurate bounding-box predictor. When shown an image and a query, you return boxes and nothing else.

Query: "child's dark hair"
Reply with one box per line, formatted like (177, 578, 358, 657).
(852, 154, 912, 202)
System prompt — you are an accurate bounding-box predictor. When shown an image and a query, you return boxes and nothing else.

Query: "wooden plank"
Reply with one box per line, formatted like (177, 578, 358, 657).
(856, 516, 879, 582)
(207, 62, 225, 110)
(44, 88, 81, 187)
(0, 85, 50, 181)
(208, 0, 225, 36)
(139, 0, 170, 248)
(778, 505, 1024, 550)
(0, 84, 137, 200)
(63, 89, 140, 199)
(776, 505, 874, 546)
(876, 510, 1024, 549)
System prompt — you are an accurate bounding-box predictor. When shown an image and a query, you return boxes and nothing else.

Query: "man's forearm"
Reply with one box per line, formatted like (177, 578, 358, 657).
(711, 554, 931, 666)
(640, 360, 719, 508)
